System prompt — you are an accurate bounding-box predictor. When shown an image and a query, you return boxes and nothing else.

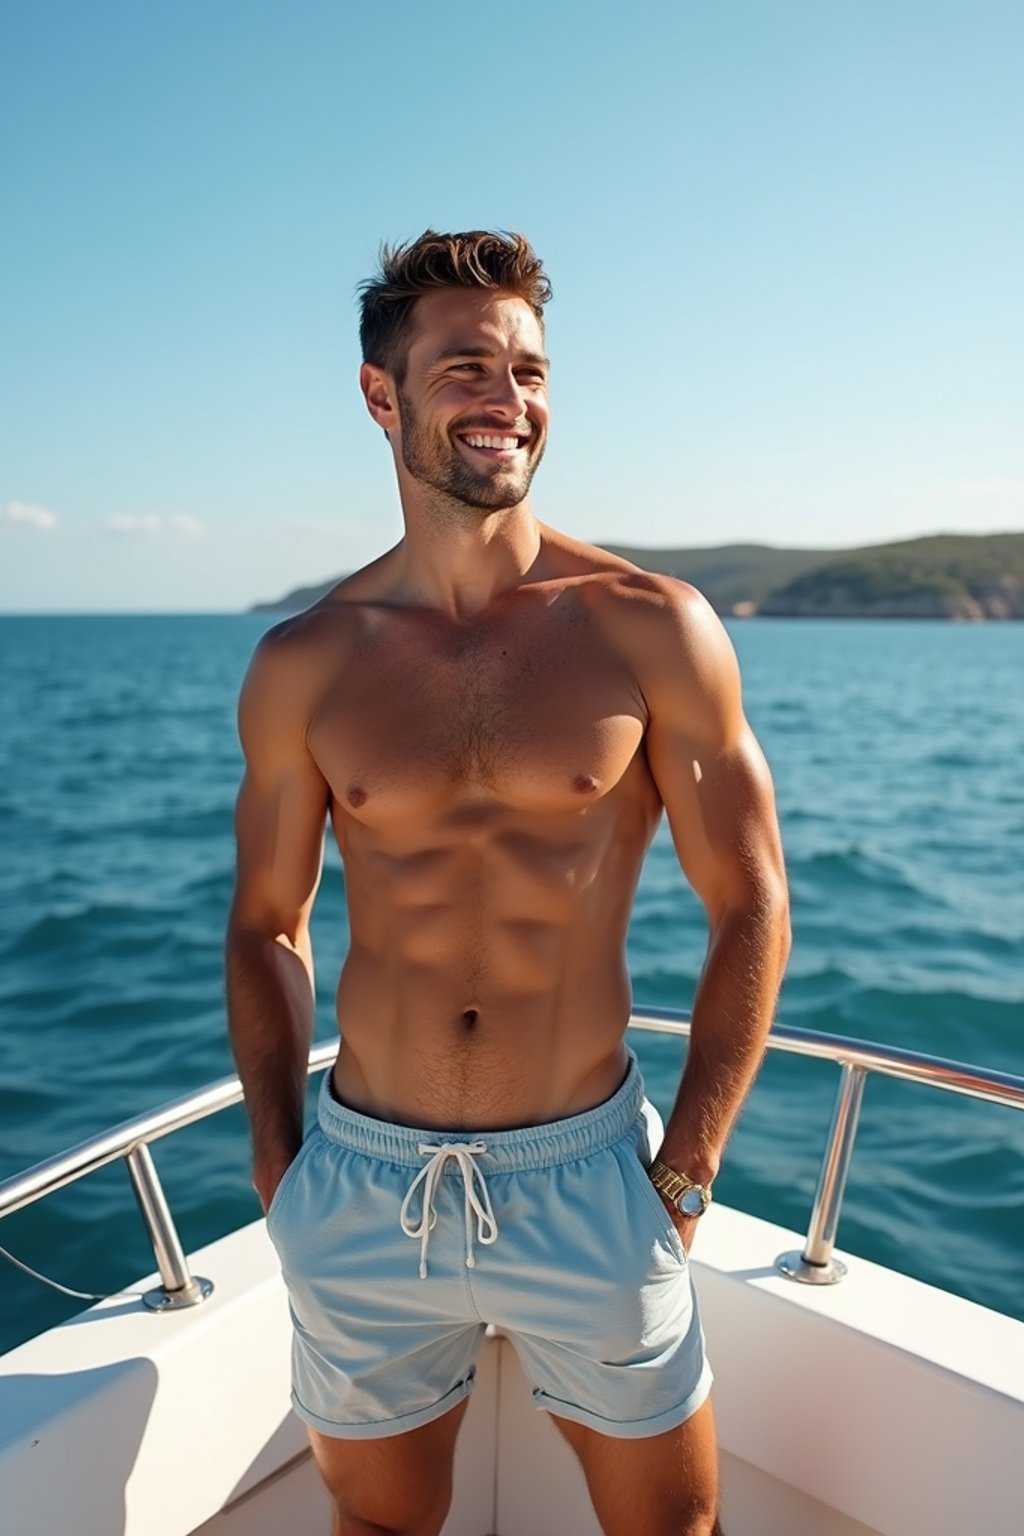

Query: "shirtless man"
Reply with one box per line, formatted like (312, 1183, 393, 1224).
(226, 229, 791, 1536)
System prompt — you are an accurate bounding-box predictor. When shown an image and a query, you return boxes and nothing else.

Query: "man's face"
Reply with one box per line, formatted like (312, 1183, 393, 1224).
(391, 289, 549, 512)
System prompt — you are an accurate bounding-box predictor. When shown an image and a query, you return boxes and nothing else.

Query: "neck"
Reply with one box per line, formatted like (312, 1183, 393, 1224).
(392, 500, 544, 621)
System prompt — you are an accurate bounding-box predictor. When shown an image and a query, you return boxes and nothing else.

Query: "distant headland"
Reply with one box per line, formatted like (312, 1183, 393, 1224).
(250, 531, 1024, 620)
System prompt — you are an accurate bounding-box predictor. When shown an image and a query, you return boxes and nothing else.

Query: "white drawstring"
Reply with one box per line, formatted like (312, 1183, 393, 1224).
(399, 1141, 499, 1279)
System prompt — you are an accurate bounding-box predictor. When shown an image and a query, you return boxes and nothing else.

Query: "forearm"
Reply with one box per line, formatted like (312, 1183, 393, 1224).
(225, 922, 316, 1174)
(660, 897, 791, 1184)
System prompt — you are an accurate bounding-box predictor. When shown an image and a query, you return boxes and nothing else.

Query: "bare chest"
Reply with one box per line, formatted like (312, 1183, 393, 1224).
(308, 607, 647, 822)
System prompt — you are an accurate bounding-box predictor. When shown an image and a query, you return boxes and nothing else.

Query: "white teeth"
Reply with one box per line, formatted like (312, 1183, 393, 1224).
(463, 434, 520, 450)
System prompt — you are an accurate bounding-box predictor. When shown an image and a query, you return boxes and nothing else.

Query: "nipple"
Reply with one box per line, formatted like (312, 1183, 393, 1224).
(572, 774, 600, 794)
(346, 784, 368, 808)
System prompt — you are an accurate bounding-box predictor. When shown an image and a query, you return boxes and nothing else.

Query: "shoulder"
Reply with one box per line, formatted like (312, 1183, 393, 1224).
(538, 527, 722, 636)
(243, 603, 347, 692)
(237, 598, 360, 756)
(589, 566, 716, 630)
(586, 568, 742, 741)
(585, 562, 734, 672)
(243, 558, 385, 685)
(533, 527, 738, 724)
(244, 541, 420, 691)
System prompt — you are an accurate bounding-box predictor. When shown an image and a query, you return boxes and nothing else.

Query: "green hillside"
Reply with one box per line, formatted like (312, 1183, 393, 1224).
(759, 533, 1024, 618)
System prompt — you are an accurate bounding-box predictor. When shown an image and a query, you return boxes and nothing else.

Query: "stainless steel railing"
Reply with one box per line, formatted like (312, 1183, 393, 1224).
(635, 1009, 1024, 1284)
(1, 1011, 1022, 1308)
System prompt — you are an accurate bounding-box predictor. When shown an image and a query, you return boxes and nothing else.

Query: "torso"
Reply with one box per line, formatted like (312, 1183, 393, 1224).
(293, 533, 669, 1129)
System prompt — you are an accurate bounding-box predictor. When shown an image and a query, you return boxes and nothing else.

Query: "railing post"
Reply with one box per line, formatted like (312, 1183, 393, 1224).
(777, 1062, 868, 1285)
(125, 1144, 213, 1310)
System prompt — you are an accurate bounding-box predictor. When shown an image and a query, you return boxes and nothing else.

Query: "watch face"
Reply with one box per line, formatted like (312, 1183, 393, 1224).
(679, 1186, 708, 1217)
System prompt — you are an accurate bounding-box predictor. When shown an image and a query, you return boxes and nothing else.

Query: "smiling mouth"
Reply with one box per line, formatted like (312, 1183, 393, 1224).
(455, 431, 531, 459)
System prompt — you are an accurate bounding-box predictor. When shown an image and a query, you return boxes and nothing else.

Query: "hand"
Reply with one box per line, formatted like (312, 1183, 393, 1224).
(252, 1150, 299, 1217)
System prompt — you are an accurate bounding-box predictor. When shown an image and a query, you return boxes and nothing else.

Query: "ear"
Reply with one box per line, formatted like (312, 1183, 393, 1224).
(360, 362, 398, 438)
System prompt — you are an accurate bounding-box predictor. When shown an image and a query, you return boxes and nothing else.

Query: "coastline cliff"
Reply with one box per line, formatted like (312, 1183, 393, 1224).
(755, 534, 1024, 620)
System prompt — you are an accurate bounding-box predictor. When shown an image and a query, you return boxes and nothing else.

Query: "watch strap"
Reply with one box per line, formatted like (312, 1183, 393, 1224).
(648, 1158, 713, 1212)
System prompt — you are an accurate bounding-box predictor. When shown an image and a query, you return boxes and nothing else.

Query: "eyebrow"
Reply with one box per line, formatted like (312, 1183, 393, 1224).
(433, 345, 550, 368)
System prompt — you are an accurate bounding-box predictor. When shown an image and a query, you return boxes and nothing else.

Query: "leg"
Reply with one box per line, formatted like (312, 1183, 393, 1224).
(308, 1395, 470, 1536)
(551, 1395, 723, 1536)
(266, 1108, 486, 1532)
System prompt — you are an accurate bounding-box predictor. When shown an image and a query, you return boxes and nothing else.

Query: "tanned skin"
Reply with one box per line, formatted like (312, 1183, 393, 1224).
(226, 287, 791, 1536)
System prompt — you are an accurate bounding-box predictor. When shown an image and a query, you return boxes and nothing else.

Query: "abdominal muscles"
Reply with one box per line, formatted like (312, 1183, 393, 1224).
(331, 790, 654, 1129)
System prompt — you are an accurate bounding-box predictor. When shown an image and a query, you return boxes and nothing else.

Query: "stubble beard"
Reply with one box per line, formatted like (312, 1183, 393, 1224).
(396, 388, 544, 514)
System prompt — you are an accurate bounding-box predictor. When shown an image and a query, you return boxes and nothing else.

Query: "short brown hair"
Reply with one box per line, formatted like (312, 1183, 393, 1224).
(358, 229, 552, 382)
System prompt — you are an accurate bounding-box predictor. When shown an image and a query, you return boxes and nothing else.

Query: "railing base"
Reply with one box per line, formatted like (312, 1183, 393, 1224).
(776, 1250, 848, 1286)
(142, 1275, 214, 1312)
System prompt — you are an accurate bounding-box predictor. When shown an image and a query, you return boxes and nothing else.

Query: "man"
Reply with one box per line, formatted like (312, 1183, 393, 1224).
(226, 229, 790, 1536)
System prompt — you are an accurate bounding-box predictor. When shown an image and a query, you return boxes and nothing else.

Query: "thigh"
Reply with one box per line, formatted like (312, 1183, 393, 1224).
(308, 1395, 470, 1536)
(552, 1395, 722, 1536)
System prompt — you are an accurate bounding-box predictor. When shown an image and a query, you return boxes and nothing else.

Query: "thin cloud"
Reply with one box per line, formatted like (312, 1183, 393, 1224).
(170, 513, 205, 538)
(103, 512, 206, 538)
(104, 513, 162, 536)
(2, 501, 58, 531)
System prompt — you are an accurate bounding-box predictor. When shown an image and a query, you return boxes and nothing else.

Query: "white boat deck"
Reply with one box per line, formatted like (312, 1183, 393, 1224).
(2, 1199, 1021, 1536)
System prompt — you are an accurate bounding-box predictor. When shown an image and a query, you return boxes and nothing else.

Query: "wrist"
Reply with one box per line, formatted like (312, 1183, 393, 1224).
(252, 1137, 302, 1181)
(252, 1145, 301, 1214)
(656, 1149, 720, 1187)
(648, 1159, 714, 1218)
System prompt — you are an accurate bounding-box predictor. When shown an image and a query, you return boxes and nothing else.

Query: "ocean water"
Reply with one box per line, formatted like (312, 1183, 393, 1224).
(0, 614, 1021, 1356)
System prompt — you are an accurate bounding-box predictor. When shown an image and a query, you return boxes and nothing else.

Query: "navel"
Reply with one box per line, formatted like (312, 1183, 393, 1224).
(461, 1008, 480, 1031)
(346, 784, 368, 808)
(572, 773, 600, 794)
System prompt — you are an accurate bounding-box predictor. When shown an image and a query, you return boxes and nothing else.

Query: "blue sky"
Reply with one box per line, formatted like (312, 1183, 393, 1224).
(2, 0, 1022, 612)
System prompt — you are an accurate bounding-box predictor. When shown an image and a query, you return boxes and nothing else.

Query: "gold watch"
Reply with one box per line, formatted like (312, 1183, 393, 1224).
(649, 1159, 713, 1217)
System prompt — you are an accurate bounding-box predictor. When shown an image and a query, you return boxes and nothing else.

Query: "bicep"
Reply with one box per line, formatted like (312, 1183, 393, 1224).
(229, 641, 331, 940)
(646, 715, 786, 926)
(231, 763, 329, 939)
(641, 588, 787, 926)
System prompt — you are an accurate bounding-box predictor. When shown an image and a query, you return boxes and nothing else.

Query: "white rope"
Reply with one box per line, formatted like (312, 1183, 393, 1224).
(0, 1240, 109, 1302)
(399, 1141, 499, 1279)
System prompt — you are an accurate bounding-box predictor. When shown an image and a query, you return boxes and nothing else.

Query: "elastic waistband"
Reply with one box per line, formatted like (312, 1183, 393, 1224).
(316, 1049, 646, 1172)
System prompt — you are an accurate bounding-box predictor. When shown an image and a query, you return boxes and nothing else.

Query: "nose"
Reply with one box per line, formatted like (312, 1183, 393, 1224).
(484, 367, 528, 420)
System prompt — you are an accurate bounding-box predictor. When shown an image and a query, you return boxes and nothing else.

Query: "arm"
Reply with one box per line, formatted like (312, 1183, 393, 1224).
(225, 628, 331, 1213)
(639, 582, 792, 1241)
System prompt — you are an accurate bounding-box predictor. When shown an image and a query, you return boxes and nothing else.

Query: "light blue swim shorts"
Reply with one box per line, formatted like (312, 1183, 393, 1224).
(266, 1049, 712, 1440)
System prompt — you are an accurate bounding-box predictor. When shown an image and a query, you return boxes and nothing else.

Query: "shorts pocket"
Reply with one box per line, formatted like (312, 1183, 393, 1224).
(618, 1138, 689, 1267)
(266, 1129, 318, 1230)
